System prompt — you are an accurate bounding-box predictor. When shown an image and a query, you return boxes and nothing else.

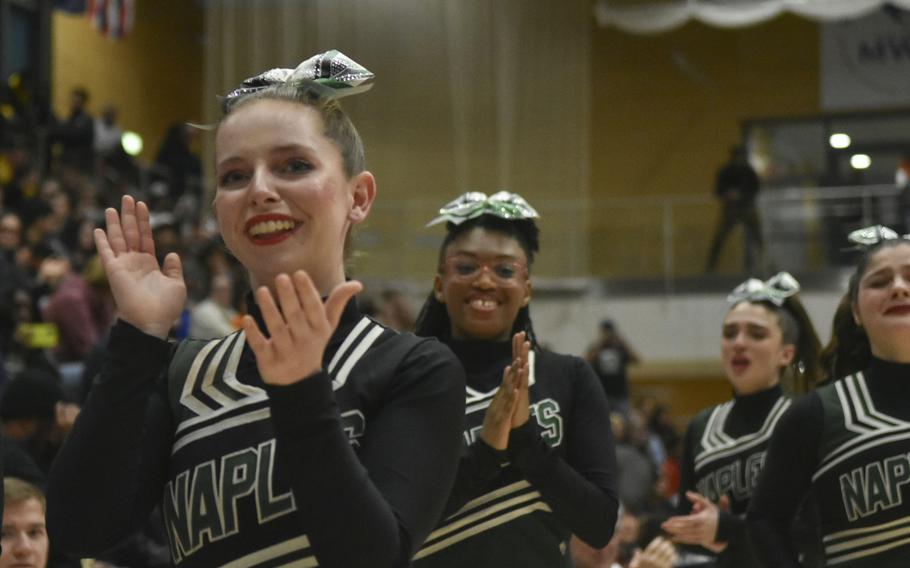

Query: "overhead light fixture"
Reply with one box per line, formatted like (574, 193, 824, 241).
(850, 154, 871, 170)
(829, 133, 851, 149)
(121, 131, 143, 156)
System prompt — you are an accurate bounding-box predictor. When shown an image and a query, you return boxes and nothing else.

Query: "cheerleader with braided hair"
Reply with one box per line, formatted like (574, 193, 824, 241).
(411, 192, 619, 568)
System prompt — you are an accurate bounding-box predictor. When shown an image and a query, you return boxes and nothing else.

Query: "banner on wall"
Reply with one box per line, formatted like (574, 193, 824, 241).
(821, 8, 910, 110)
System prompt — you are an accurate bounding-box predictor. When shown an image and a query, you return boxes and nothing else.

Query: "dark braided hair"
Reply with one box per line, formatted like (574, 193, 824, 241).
(415, 214, 540, 347)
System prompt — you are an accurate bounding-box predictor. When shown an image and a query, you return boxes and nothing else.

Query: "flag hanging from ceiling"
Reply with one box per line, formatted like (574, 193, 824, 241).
(87, 0, 135, 40)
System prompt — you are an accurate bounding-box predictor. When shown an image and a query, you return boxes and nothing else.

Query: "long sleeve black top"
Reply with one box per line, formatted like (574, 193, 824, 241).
(413, 339, 619, 568)
(46, 298, 466, 567)
(677, 384, 789, 568)
(748, 358, 910, 567)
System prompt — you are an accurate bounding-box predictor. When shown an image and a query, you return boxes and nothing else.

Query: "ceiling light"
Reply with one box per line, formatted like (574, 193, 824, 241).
(850, 154, 871, 170)
(829, 133, 851, 149)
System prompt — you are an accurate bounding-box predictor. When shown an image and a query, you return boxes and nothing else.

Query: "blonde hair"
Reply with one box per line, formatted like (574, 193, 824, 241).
(4, 477, 46, 512)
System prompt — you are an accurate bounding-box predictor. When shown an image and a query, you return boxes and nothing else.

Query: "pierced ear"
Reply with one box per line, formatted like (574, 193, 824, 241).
(348, 171, 377, 224)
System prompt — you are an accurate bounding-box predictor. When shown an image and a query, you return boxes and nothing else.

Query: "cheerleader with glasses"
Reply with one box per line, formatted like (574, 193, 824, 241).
(410, 192, 619, 568)
(662, 272, 822, 567)
(45, 51, 466, 568)
(748, 226, 910, 567)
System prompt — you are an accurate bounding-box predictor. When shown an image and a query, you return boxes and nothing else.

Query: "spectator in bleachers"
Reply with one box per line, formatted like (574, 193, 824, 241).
(2, 288, 57, 383)
(49, 88, 94, 176)
(152, 122, 201, 211)
(65, 217, 100, 274)
(0, 137, 33, 213)
(0, 371, 78, 474)
(0, 477, 48, 568)
(92, 105, 122, 159)
(39, 254, 111, 366)
(0, 214, 29, 378)
(612, 412, 658, 515)
(189, 272, 238, 339)
(20, 203, 65, 259)
(0, 213, 22, 261)
(639, 398, 681, 503)
(586, 319, 640, 417)
(181, 235, 243, 305)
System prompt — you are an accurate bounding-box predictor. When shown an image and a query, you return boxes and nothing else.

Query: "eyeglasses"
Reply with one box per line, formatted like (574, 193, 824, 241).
(441, 255, 527, 284)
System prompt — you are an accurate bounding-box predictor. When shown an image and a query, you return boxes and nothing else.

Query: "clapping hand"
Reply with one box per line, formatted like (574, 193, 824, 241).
(661, 491, 728, 553)
(242, 271, 361, 385)
(479, 331, 531, 450)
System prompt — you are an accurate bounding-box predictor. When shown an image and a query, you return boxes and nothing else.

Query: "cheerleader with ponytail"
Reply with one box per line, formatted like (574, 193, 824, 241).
(749, 226, 910, 567)
(663, 272, 822, 567)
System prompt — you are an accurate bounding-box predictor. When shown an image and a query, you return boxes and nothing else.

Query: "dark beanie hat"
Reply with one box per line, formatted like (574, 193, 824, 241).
(0, 371, 63, 422)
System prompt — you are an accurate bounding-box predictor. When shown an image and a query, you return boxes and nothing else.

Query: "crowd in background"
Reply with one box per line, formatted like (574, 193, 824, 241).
(0, 85, 689, 568)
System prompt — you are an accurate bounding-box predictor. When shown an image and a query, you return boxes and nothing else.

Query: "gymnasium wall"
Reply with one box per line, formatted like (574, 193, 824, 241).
(51, 1, 203, 163)
(590, 15, 821, 277)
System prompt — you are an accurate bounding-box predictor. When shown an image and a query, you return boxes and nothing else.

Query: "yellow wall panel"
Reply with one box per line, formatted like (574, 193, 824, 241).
(52, 2, 203, 163)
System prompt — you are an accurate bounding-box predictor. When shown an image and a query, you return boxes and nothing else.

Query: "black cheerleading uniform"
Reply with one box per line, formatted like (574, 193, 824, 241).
(46, 298, 466, 567)
(748, 358, 910, 567)
(412, 339, 619, 568)
(677, 384, 791, 568)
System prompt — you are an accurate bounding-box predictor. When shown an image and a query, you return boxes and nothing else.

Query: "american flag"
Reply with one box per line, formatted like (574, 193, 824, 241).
(87, 0, 135, 40)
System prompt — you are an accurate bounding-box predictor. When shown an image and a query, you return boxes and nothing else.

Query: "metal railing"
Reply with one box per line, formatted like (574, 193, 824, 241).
(353, 185, 904, 289)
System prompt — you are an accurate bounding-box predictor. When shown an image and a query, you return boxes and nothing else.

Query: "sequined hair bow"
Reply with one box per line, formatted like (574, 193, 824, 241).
(727, 271, 800, 307)
(426, 191, 540, 227)
(224, 49, 374, 106)
(846, 225, 910, 249)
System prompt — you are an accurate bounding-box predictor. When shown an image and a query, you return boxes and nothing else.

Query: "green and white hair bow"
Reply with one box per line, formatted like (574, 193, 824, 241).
(224, 49, 373, 106)
(846, 225, 910, 249)
(426, 191, 540, 227)
(727, 271, 800, 307)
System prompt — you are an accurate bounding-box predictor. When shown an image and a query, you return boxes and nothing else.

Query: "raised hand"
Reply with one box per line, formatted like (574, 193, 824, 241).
(510, 332, 532, 429)
(660, 491, 727, 553)
(242, 271, 361, 385)
(94, 195, 186, 339)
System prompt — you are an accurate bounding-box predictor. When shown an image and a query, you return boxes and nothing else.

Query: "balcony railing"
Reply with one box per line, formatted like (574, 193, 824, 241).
(354, 184, 905, 291)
